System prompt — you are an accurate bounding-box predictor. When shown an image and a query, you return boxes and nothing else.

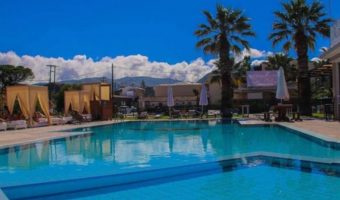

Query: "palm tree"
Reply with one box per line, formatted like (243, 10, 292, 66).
(195, 5, 255, 118)
(267, 53, 296, 82)
(269, 0, 331, 115)
(232, 56, 251, 87)
(209, 57, 251, 88)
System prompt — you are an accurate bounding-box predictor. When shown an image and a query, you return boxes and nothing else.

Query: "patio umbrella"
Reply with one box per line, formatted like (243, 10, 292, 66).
(167, 86, 175, 117)
(199, 84, 208, 115)
(276, 67, 290, 102)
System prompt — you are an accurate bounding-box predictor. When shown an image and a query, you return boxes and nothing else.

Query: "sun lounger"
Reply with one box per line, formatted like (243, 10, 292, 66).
(7, 120, 28, 130)
(51, 117, 64, 125)
(81, 114, 92, 122)
(138, 112, 148, 119)
(188, 110, 200, 118)
(0, 122, 7, 131)
(172, 110, 181, 118)
(32, 118, 49, 127)
(208, 110, 220, 118)
(62, 116, 73, 124)
(70, 112, 85, 124)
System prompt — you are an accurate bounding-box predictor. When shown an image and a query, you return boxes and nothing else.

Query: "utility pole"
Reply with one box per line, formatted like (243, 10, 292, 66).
(46, 65, 57, 96)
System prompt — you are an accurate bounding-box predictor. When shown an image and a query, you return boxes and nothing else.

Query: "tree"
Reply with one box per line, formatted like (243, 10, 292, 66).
(267, 53, 296, 82)
(209, 56, 251, 88)
(232, 56, 251, 87)
(0, 65, 34, 114)
(195, 5, 255, 118)
(0, 65, 34, 92)
(269, 0, 331, 115)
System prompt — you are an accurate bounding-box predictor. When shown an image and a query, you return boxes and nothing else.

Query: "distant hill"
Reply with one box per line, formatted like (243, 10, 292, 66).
(55, 76, 180, 88)
(59, 77, 104, 84)
(117, 76, 179, 87)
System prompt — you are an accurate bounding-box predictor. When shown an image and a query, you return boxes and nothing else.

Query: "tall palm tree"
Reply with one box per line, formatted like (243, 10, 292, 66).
(195, 5, 255, 118)
(269, 0, 331, 115)
(267, 53, 296, 82)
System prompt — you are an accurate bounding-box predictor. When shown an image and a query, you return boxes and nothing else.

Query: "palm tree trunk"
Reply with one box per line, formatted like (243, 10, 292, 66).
(220, 35, 233, 118)
(296, 33, 312, 116)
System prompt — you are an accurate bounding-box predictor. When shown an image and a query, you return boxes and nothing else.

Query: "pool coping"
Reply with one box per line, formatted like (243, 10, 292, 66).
(0, 131, 94, 150)
(237, 119, 340, 144)
(278, 123, 340, 143)
(0, 188, 9, 200)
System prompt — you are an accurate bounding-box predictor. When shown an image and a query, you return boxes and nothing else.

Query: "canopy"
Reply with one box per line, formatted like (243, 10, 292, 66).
(64, 90, 91, 115)
(199, 84, 208, 106)
(6, 85, 50, 125)
(82, 83, 111, 101)
(276, 67, 290, 101)
(167, 86, 174, 107)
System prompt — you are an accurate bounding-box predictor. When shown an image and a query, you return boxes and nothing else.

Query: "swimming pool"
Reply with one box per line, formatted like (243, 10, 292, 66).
(0, 120, 339, 199)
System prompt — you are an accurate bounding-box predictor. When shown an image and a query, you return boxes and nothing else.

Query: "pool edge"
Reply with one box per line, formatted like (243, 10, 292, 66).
(0, 188, 9, 200)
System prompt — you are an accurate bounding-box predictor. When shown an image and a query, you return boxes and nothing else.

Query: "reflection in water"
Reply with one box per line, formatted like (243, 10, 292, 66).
(5, 141, 50, 169)
(0, 120, 340, 187)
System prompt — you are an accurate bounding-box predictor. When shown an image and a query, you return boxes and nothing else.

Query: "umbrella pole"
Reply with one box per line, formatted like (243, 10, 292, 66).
(169, 107, 171, 119)
(201, 105, 204, 118)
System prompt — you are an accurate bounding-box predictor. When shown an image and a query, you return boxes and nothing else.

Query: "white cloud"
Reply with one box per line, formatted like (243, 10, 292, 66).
(0, 48, 272, 83)
(0, 51, 214, 83)
(235, 48, 273, 62)
(251, 59, 267, 66)
(311, 57, 322, 62)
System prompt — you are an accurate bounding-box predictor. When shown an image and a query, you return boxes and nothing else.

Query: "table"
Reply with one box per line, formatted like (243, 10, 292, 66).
(273, 104, 292, 122)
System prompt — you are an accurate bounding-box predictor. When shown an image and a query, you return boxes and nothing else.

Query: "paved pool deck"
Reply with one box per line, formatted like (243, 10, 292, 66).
(0, 119, 339, 148)
(0, 120, 120, 149)
(239, 119, 340, 143)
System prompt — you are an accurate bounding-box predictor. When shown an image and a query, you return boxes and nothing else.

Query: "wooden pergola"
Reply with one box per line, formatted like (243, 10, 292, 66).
(308, 64, 333, 77)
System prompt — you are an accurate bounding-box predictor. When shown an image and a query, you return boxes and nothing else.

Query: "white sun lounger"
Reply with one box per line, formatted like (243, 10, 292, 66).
(81, 114, 92, 122)
(208, 110, 220, 118)
(32, 118, 49, 127)
(51, 117, 73, 125)
(7, 120, 28, 130)
(0, 122, 7, 131)
(62, 116, 73, 124)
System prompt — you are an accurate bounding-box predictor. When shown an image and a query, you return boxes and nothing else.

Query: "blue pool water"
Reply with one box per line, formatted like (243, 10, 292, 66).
(0, 120, 340, 199)
(72, 166, 340, 200)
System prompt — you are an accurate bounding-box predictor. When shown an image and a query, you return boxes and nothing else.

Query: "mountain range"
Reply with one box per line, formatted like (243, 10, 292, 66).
(55, 76, 181, 88)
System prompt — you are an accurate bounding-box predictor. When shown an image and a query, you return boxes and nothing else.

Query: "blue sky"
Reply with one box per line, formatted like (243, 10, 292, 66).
(0, 0, 338, 64)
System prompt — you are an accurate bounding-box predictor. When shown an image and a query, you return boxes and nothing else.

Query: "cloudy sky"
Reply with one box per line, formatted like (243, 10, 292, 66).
(0, 0, 338, 83)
